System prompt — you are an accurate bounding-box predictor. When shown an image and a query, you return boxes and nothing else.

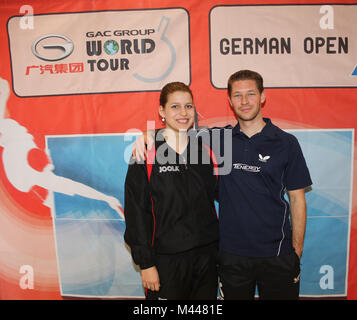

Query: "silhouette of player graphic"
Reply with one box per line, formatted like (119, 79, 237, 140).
(0, 77, 124, 219)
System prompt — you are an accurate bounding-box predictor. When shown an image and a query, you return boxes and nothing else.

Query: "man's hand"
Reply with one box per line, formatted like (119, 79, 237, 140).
(140, 266, 160, 291)
(132, 130, 155, 162)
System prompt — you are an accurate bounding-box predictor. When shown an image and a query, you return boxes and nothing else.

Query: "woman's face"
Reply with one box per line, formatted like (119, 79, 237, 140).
(159, 91, 194, 132)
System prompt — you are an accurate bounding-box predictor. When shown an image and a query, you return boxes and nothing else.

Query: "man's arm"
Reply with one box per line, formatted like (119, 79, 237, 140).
(287, 188, 307, 258)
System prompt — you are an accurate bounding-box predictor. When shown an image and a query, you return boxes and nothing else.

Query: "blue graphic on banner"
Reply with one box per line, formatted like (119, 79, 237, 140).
(47, 133, 143, 298)
(352, 65, 357, 76)
(287, 130, 353, 297)
(47, 130, 353, 298)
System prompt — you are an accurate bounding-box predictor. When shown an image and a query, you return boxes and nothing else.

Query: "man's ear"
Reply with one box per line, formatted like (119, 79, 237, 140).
(260, 91, 266, 104)
(228, 97, 233, 108)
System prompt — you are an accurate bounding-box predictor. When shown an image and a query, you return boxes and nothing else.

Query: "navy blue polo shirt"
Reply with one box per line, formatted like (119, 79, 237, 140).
(218, 118, 312, 257)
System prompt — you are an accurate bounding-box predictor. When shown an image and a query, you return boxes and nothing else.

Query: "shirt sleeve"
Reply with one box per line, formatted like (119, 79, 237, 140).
(284, 135, 312, 191)
(124, 158, 155, 269)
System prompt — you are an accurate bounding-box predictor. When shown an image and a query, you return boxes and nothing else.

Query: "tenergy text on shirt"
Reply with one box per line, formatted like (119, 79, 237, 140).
(233, 163, 261, 173)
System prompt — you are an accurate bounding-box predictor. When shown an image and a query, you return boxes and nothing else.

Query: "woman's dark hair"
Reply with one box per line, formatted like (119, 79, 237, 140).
(160, 82, 193, 107)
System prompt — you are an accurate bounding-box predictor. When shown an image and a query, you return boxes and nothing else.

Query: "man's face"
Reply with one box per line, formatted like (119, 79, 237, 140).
(228, 79, 266, 122)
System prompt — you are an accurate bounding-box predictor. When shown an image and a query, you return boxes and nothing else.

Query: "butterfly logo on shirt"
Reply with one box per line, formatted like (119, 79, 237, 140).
(258, 154, 270, 163)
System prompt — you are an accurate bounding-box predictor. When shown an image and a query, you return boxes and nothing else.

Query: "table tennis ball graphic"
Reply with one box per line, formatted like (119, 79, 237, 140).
(133, 16, 176, 83)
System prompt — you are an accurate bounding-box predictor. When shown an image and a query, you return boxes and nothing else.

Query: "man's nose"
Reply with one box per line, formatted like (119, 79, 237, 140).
(241, 94, 248, 105)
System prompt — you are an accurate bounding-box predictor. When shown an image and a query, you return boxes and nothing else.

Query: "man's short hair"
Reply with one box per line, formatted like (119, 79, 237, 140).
(227, 70, 264, 96)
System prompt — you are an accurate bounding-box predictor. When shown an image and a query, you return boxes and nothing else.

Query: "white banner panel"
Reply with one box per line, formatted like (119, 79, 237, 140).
(8, 8, 190, 96)
(210, 4, 357, 88)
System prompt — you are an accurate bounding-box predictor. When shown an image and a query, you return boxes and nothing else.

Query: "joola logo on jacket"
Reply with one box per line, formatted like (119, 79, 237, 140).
(159, 165, 180, 173)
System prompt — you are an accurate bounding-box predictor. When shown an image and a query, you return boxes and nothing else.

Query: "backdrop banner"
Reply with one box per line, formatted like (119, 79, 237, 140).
(0, 0, 356, 300)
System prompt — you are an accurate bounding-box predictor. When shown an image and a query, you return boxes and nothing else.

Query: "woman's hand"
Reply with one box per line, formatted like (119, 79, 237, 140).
(140, 266, 160, 291)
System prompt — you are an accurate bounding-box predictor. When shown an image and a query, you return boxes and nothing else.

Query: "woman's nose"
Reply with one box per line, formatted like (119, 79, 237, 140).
(180, 106, 187, 115)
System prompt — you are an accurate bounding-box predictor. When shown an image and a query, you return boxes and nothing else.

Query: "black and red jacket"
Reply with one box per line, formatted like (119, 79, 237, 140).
(124, 130, 219, 269)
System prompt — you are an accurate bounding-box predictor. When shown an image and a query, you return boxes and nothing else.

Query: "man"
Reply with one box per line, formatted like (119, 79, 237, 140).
(132, 70, 312, 300)
(217, 70, 311, 299)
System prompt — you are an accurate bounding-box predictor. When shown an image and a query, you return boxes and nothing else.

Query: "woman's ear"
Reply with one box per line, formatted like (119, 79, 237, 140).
(159, 105, 165, 118)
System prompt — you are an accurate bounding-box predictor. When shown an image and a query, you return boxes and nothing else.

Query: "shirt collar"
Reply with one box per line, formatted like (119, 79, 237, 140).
(232, 118, 277, 138)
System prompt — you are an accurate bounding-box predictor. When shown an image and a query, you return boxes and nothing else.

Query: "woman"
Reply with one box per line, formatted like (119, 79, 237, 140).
(124, 82, 218, 300)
